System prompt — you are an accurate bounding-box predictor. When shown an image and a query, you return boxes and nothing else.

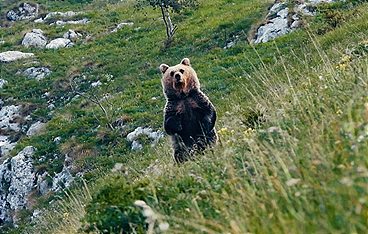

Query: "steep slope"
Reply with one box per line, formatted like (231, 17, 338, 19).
(1, 0, 368, 233)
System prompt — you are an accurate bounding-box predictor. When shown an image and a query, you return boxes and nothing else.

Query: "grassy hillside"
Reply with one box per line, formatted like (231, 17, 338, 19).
(1, 0, 368, 233)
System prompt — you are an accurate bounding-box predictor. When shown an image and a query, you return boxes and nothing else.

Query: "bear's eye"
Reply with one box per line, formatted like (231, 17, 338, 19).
(170, 71, 175, 77)
(179, 69, 185, 74)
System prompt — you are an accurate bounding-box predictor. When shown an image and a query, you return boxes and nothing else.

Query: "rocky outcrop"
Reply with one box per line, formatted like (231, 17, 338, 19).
(0, 146, 36, 223)
(252, 0, 336, 44)
(46, 38, 74, 49)
(22, 67, 52, 81)
(126, 127, 164, 151)
(22, 29, 47, 48)
(0, 51, 34, 63)
(6, 3, 39, 21)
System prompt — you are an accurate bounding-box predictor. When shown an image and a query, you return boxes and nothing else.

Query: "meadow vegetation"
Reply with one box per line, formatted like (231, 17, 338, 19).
(1, 0, 368, 233)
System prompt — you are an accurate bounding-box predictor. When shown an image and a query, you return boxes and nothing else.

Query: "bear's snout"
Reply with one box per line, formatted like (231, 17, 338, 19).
(175, 73, 182, 82)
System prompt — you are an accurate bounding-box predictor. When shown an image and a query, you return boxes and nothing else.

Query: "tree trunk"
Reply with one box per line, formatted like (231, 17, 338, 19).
(160, 3, 177, 47)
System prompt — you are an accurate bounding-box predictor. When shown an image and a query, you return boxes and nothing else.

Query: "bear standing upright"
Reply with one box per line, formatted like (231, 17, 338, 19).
(160, 58, 217, 163)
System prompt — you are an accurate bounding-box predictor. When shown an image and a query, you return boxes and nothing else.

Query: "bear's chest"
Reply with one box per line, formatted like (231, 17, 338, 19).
(175, 98, 201, 119)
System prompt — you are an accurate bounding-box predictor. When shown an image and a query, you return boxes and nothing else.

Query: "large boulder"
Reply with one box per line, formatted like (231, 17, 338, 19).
(46, 38, 74, 49)
(0, 146, 36, 223)
(22, 29, 47, 48)
(6, 3, 39, 21)
(0, 51, 34, 63)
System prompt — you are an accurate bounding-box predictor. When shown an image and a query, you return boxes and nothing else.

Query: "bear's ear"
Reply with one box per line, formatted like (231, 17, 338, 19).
(159, 64, 169, 74)
(181, 58, 190, 66)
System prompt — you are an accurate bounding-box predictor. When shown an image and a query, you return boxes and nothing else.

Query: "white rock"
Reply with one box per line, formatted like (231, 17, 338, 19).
(36, 172, 51, 195)
(6, 3, 39, 21)
(52, 166, 73, 192)
(0, 135, 17, 157)
(0, 79, 8, 89)
(34, 18, 44, 23)
(127, 127, 164, 151)
(46, 38, 74, 49)
(44, 11, 84, 20)
(111, 22, 134, 33)
(63, 29, 82, 40)
(91, 80, 102, 87)
(26, 121, 46, 136)
(52, 18, 90, 26)
(22, 29, 47, 48)
(131, 140, 143, 151)
(22, 67, 51, 81)
(53, 136, 61, 144)
(254, 16, 289, 44)
(0, 146, 36, 223)
(0, 105, 22, 132)
(253, 0, 336, 44)
(0, 51, 34, 63)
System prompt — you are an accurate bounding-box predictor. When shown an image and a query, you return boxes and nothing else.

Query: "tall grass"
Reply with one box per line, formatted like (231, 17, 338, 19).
(161, 39, 368, 233)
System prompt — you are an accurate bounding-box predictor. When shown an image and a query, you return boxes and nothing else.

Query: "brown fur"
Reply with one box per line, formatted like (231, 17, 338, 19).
(160, 58, 217, 163)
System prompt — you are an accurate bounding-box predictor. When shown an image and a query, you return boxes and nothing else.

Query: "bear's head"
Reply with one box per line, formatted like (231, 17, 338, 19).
(160, 58, 200, 99)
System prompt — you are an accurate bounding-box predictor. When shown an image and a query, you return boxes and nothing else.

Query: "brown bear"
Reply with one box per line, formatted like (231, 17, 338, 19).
(160, 58, 217, 163)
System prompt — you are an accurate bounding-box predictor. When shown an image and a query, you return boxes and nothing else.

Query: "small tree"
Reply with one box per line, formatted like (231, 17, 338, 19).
(136, 0, 198, 47)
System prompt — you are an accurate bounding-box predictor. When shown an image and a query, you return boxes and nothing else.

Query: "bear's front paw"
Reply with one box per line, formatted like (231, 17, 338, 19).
(164, 116, 182, 134)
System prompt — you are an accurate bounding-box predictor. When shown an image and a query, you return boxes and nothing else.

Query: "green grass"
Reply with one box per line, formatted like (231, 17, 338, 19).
(1, 0, 368, 233)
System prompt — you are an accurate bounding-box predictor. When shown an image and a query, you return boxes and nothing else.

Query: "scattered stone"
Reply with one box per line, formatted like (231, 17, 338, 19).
(0, 51, 34, 63)
(6, 3, 39, 21)
(48, 103, 55, 110)
(46, 38, 74, 49)
(131, 140, 143, 151)
(51, 18, 90, 26)
(224, 35, 240, 49)
(26, 121, 46, 136)
(44, 11, 84, 20)
(0, 146, 36, 223)
(63, 29, 82, 40)
(111, 22, 134, 33)
(0, 105, 22, 132)
(52, 166, 73, 192)
(22, 29, 47, 48)
(126, 127, 164, 151)
(91, 80, 102, 87)
(53, 136, 61, 144)
(0, 79, 8, 89)
(35, 172, 51, 195)
(22, 67, 51, 81)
